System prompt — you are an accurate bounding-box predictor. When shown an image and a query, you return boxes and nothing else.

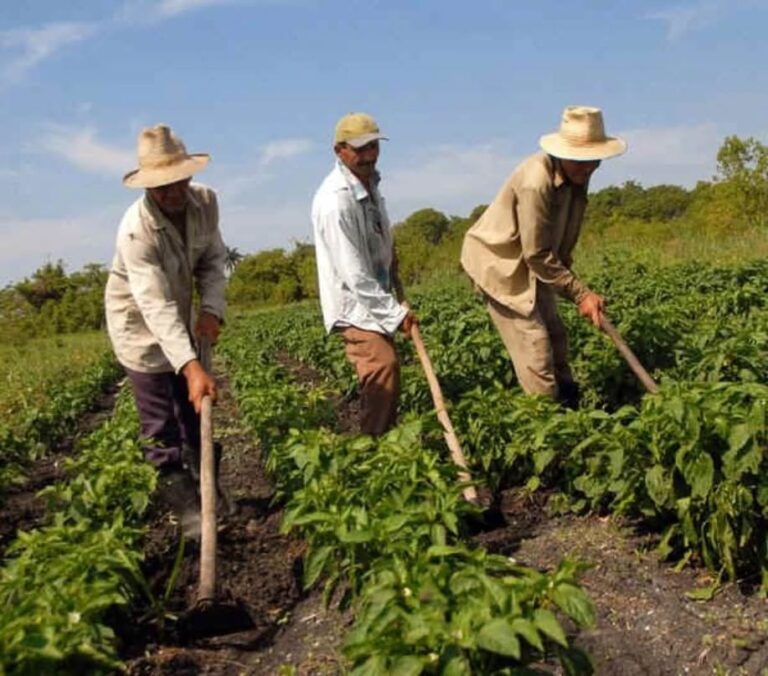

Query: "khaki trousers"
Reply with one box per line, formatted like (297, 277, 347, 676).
(339, 326, 400, 436)
(485, 285, 574, 399)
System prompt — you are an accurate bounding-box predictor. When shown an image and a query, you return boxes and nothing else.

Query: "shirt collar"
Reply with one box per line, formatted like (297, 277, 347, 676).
(336, 160, 380, 202)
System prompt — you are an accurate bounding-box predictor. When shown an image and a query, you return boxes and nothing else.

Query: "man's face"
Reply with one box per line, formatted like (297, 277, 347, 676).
(560, 159, 601, 186)
(147, 177, 191, 215)
(335, 140, 380, 181)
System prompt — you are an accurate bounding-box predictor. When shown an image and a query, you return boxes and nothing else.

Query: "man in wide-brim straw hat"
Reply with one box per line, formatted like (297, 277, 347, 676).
(461, 106, 626, 407)
(105, 124, 227, 534)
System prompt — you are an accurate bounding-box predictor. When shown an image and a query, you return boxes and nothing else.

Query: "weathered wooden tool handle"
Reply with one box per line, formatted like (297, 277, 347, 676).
(600, 316, 659, 394)
(410, 324, 479, 503)
(197, 338, 217, 603)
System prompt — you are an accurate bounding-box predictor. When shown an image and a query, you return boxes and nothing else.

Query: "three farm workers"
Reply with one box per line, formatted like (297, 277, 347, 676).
(105, 105, 627, 526)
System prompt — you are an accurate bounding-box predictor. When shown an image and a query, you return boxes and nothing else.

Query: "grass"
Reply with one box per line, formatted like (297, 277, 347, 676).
(0, 331, 112, 420)
(577, 216, 768, 272)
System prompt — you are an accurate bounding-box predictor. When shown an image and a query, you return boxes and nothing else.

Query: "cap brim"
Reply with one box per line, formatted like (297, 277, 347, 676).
(345, 133, 389, 148)
(123, 154, 209, 189)
(539, 134, 627, 161)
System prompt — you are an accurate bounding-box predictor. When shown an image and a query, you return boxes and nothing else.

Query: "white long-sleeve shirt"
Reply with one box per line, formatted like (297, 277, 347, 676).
(312, 161, 406, 335)
(105, 183, 227, 373)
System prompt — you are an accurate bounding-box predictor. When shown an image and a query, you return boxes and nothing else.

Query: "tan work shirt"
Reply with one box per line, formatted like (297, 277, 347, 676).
(105, 183, 227, 374)
(461, 152, 591, 316)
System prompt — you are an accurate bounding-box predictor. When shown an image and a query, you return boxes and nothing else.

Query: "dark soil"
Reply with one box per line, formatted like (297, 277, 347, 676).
(120, 358, 768, 675)
(122, 370, 349, 675)
(0, 383, 121, 557)
(478, 492, 768, 674)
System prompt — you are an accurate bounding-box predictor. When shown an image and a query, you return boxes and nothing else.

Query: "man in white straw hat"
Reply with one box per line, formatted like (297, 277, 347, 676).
(105, 124, 227, 533)
(312, 112, 417, 435)
(461, 106, 626, 407)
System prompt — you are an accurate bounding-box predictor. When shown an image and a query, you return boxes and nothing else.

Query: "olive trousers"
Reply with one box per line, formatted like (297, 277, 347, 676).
(485, 284, 575, 400)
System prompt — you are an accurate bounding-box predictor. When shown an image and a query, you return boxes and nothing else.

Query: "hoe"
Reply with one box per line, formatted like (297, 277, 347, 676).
(181, 337, 253, 639)
(600, 316, 659, 394)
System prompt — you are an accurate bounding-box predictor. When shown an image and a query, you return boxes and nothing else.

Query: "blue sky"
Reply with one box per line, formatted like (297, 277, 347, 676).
(1, 0, 767, 284)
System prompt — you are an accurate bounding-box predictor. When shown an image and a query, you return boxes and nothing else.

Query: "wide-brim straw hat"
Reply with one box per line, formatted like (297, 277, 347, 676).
(539, 106, 626, 161)
(123, 124, 209, 189)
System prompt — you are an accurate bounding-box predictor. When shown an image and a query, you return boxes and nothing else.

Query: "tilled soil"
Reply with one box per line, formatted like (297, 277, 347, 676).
(122, 374, 348, 675)
(0, 384, 120, 558)
(477, 493, 768, 674)
(120, 361, 767, 675)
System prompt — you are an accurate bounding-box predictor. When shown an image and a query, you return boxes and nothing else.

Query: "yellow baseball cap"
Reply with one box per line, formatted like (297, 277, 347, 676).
(333, 112, 389, 148)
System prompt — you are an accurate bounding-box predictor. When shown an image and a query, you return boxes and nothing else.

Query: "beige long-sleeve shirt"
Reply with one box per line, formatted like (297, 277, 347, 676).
(461, 152, 591, 316)
(105, 183, 227, 374)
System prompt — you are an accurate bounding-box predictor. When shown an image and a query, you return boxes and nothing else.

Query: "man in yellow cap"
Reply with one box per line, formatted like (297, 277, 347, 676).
(105, 124, 227, 533)
(461, 106, 627, 407)
(312, 112, 416, 435)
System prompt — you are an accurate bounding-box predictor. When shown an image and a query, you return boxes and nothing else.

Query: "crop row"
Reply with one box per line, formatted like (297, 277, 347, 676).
(220, 322, 596, 674)
(235, 258, 768, 590)
(0, 389, 156, 674)
(0, 333, 112, 419)
(0, 350, 123, 492)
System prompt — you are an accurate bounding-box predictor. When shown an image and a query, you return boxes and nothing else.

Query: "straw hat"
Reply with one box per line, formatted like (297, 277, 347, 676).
(539, 106, 626, 161)
(334, 112, 388, 148)
(123, 124, 209, 188)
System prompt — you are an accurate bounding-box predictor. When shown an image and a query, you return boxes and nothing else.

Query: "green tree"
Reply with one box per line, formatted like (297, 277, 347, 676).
(15, 260, 69, 310)
(399, 208, 450, 245)
(227, 248, 300, 306)
(716, 135, 768, 227)
(290, 242, 318, 299)
(224, 246, 244, 275)
(586, 181, 692, 226)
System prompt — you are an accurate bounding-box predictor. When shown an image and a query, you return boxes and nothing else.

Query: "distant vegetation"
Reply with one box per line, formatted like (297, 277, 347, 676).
(2, 134, 768, 342)
(0, 261, 107, 344)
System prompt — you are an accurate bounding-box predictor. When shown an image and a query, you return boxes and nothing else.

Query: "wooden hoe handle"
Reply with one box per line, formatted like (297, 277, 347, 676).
(600, 317, 659, 395)
(410, 324, 479, 503)
(197, 338, 217, 603)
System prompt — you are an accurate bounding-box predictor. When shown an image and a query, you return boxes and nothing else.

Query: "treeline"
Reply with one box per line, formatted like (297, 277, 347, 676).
(3, 134, 767, 340)
(227, 134, 768, 305)
(0, 261, 107, 344)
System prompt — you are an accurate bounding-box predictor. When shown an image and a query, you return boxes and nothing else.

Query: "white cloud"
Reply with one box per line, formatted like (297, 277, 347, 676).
(385, 144, 521, 220)
(259, 138, 314, 167)
(35, 126, 134, 176)
(0, 209, 119, 285)
(0, 0, 255, 85)
(618, 123, 719, 166)
(0, 168, 21, 180)
(646, 0, 768, 41)
(222, 200, 312, 253)
(116, 0, 254, 23)
(595, 122, 721, 188)
(207, 137, 316, 201)
(381, 124, 722, 222)
(152, 0, 238, 18)
(0, 21, 97, 83)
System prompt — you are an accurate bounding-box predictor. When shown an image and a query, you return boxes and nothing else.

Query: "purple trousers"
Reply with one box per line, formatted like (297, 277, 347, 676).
(124, 367, 200, 470)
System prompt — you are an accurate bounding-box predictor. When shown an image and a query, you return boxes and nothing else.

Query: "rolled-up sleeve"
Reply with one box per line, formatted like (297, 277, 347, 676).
(319, 203, 406, 335)
(119, 231, 197, 372)
(517, 186, 590, 303)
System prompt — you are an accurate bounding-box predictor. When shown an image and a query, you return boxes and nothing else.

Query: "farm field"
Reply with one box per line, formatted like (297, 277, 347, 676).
(0, 332, 121, 497)
(5, 3, 768, 673)
(0, 331, 113, 422)
(2, 255, 768, 674)
(121, 255, 768, 674)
